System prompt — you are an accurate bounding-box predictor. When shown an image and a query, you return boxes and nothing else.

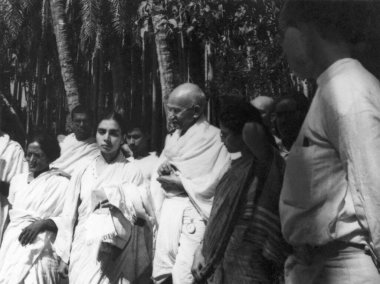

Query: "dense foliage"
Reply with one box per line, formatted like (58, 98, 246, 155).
(3, 0, 378, 146)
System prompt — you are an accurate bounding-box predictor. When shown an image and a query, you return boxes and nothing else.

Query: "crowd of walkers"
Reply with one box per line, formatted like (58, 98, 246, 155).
(1, 0, 380, 283)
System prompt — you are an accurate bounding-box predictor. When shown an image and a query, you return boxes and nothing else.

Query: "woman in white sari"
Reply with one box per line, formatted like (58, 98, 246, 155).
(51, 111, 154, 284)
(0, 132, 70, 284)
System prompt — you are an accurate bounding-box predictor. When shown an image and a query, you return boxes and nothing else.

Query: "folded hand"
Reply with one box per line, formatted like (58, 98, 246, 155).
(94, 199, 116, 212)
(58, 258, 69, 279)
(18, 220, 45, 246)
(157, 162, 177, 176)
(191, 244, 206, 282)
(157, 174, 185, 195)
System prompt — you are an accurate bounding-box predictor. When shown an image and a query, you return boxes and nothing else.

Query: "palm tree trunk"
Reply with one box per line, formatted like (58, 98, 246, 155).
(150, 31, 163, 152)
(152, 13, 177, 103)
(49, 0, 79, 112)
(152, 11, 178, 132)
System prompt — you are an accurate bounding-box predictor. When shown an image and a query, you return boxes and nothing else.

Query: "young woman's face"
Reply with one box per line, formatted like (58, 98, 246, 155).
(26, 141, 49, 173)
(219, 123, 244, 153)
(96, 119, 123, 156)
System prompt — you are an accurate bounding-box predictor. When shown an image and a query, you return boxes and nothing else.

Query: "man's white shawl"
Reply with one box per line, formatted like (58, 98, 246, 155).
(0, 134, 27, 183)
(50, 133, 99, 176)
(151, 117, 231, 222)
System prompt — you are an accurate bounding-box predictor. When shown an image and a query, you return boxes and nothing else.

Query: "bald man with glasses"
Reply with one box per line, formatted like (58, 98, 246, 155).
(150, 83, 231, 284)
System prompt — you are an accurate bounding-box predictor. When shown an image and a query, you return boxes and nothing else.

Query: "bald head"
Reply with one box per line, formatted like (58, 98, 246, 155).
(250, 96, 274, 113)
(167, 83, 207, 135)
(250, 96, 274, 128)
(168, 83, 207, 112)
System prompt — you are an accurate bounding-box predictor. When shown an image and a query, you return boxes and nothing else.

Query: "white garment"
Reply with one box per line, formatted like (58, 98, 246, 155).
(128, 152, 159, 229)
(0, 134, 28, 245)
(151, 117, 230, 283)
(52, 153, 152, 284)
(280, 58, 379, 247)
(0, 170, 69, 284)
(50, 133, 99, 176)
(155, 198, 206, 284)
(128, 152, 159, 184)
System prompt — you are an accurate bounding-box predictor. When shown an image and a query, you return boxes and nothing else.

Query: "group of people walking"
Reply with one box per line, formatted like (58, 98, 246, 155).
(1, 0, 380, 283)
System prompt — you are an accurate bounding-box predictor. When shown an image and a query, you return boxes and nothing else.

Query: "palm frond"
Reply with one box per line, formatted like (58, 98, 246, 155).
(21, 0, 38, 12)
(107, 0, 128, 36)
(80, 0, 101, 42)
(1, 0, 24, 40)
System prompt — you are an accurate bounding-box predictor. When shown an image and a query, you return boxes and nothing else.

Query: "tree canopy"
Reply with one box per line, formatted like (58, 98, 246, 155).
(0, 0, 378, 147)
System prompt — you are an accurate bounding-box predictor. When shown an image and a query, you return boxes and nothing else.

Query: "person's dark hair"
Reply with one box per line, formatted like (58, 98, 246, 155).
(71, 105, 94, 121)
(275, 92, 310, 117)
(97, 111, 126, 135)
(126, 121, 148, 135)
(219, 96, 276, 147)
(280, 0, 371, 44)
(27, 132, 60, 162)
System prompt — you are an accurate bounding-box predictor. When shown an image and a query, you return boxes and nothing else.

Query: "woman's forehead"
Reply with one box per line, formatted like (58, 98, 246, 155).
(97, 119, 121, 130)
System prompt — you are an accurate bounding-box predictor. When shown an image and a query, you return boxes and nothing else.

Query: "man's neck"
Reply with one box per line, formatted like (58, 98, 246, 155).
(179, 116, 203, 137)
(30, 167, 49, 180)
(101, 151, 120, 164)
(311, 37, 352, 79)
(134, 151, 150, 160)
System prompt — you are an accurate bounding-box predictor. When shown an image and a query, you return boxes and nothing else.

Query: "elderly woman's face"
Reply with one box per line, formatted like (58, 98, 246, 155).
(26, 142, 50, 174)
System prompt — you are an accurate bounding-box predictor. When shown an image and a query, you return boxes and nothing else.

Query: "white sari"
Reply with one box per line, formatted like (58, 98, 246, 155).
(0, 170, 69, 284)
(53, 153, 153, 284)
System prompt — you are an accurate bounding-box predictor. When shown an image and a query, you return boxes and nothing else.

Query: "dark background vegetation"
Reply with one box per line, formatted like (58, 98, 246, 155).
(0, 0, 379, 150)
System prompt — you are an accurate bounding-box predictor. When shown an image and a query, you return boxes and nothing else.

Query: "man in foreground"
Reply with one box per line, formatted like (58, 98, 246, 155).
(279, 1, 380, 282)
(151, 83, 230, 284)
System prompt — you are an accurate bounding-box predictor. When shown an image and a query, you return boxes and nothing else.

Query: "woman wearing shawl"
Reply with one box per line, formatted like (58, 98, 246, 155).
(51, 112, 154, 284)
(192, 98, 290, 283)
(0, 132, 69, 283)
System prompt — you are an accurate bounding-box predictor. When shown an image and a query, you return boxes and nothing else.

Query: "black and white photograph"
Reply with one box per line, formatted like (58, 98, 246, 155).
(0, 0, 380, 283)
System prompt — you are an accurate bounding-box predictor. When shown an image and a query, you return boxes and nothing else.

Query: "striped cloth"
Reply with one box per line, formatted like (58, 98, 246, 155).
(201, 150, 290, 283)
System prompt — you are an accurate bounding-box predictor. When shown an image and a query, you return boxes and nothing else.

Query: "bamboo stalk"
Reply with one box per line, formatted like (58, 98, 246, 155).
(141, 31, 147, 126)
(205, 41, 210, 122)
(35, 56, 42, 127)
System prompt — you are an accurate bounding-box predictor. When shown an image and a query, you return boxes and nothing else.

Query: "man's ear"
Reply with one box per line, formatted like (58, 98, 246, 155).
(193, 105, 202, 118)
